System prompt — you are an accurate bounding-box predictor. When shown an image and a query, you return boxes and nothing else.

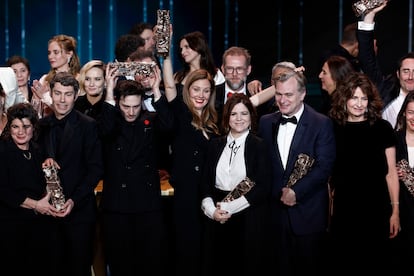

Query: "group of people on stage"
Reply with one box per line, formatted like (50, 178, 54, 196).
(1, 1, 414, 276)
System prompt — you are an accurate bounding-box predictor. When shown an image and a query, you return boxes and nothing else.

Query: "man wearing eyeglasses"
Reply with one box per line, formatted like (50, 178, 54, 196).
(215, 46, 275, 129)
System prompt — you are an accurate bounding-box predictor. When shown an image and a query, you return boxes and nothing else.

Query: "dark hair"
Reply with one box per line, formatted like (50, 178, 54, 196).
(329, 72, 383, 125)
(175, 31, 217, 84)
(114, 79, 145, 101)
(395, 90, 414, 131)
(341, 23, 358, 45)
(49, 71, 79, 93)
(129, 48, 157, 62)
(129, 22, 153, 36)
(397, 52, 414, 72)
(221, 93, 257, 134)
(6, 55, 31, 73)
(114, 34, 145, 62)
(1, 102, 38, 140)
(325, 55, 355, 87)
(0, 83, 5, 98)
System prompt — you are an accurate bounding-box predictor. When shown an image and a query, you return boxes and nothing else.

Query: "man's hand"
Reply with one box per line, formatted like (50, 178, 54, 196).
(280, 187, 297, 206)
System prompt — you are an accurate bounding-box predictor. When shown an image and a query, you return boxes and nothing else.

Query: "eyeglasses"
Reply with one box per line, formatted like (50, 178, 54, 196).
(224, 66, 247, 75)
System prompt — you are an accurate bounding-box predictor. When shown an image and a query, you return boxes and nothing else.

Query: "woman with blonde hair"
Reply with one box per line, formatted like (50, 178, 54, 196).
(75, 60, 106, 120)
(31, 34, 81, 118)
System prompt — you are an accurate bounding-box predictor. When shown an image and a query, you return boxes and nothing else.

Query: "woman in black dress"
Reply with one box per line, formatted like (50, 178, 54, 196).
(328, 72, 400, 274)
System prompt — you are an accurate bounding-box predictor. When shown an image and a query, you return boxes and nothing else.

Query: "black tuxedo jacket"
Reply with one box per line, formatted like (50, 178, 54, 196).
(258, 104, 336, 235)
(37, 109, 103, 223)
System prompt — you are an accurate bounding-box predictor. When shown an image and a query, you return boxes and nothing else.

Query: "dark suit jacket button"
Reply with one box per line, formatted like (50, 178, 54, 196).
(121, 183, 127, 188)
(193, 150, 198, 156)
(194, 166, 199, 171)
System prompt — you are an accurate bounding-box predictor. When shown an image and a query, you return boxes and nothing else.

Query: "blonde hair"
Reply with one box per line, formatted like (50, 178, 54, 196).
(45, 34, 81, 83)
(78, 60, 106, 96)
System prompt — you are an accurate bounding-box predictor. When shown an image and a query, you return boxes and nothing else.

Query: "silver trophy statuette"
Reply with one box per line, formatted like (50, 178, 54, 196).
(155, 9, 171, 57)
(43, 165, 66, 211)
(352, 0, 387, 17)
(107, 61, 156, 77)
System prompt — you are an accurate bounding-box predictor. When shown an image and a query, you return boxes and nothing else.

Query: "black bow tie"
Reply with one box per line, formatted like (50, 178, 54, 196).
(280, 116, 297, 125)
(143, 93, 154, 100)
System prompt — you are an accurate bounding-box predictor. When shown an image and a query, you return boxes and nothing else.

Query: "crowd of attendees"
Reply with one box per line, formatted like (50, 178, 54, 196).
(1, 1, 414, 276)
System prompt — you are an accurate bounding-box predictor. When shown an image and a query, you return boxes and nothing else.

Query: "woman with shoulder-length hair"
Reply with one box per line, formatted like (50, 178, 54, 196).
(328, 71, 400, 274)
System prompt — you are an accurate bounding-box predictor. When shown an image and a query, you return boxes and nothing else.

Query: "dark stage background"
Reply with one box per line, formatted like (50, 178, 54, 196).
(1, 0, 413, 109)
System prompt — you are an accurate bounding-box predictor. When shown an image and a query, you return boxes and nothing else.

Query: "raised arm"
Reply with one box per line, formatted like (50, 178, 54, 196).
(161, 56, 177, 102)
(249, 85, 275, 107)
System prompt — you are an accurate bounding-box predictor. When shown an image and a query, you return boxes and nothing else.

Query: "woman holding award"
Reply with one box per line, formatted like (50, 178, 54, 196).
(200, 93, 272, 276)
(0, 103, 56, 275)
(393, 91, 414, 273)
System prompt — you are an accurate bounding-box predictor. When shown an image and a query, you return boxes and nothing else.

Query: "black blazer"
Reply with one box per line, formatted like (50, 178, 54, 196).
(0, 140, 46, 220)
(259, 105, 336, 235)
(395, 130, 414, 232)
(357, 28, 400, 108)
(200, 133, 272, 207)
(37, 109, 103, 223)
(98, 96, 172, 213)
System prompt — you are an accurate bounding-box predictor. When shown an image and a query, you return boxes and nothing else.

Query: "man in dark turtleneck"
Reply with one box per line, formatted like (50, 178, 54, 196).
(36, 71, 103, 276)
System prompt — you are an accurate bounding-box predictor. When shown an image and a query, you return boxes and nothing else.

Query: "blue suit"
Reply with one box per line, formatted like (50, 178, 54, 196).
(258, 103, 335, 276)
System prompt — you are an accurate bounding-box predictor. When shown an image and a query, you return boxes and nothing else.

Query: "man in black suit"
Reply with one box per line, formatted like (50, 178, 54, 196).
(98, 65, 171, 276)
(258, 65, 335, 276)
(357, 1, 414, 129)
(37, 72, 103, 276)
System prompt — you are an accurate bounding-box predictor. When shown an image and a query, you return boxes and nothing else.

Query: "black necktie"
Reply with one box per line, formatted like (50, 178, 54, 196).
(280, 116, 297, 125)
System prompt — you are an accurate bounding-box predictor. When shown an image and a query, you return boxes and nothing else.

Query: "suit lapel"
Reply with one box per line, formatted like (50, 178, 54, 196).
(286, 107, 308, 172)
(271, 113, 285, 171)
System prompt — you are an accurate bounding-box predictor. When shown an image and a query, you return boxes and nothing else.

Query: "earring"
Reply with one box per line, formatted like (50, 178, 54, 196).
(67, 57, 71, 64)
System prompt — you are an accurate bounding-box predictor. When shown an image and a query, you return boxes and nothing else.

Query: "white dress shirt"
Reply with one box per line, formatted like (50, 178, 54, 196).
(382, 89, 406, 129)
(201, 131, 250, 218)
(277, 105, 304, 169)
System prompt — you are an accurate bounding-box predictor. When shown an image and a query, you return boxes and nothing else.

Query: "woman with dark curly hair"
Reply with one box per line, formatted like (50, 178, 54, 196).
(0, 103, 55, 275)
(328, 71, 400, 274)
